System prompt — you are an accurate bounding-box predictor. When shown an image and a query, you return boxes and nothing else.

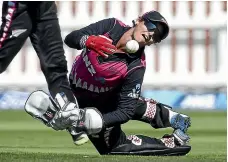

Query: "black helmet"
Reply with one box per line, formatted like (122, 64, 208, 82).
(142, 11, 169, 40)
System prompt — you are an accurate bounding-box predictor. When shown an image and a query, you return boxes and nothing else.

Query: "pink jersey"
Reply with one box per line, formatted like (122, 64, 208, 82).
(70, 49, 128, 93)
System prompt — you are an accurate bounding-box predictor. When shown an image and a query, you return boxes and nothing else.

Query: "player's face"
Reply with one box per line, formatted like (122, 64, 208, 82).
(133, 20, 161, 47)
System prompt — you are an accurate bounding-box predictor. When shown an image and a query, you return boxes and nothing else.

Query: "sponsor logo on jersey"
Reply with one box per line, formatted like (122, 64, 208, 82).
(128, 84, 141, 98)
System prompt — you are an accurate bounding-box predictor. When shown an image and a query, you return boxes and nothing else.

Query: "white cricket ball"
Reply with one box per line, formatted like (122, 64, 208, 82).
(125, 40, 139, 53)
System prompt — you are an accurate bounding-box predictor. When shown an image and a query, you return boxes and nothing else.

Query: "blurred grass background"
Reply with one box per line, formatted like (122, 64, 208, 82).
(0, 110, 226, 162)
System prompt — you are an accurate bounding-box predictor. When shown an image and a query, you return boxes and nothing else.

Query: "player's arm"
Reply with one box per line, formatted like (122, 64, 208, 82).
(64, 18, 116, 50)
(102, 67, 145, 127)
(101, 67, 173, 129)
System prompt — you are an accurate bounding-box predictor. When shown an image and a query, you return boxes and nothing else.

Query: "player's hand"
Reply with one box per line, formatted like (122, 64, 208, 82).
(49, 103, 81, 130)
(85, 35, 117, 57)
(25, 91, 103, 133)
(48, 93, 81, 130)
(24, 90, 81, 131)
(50, 106, 104, 134)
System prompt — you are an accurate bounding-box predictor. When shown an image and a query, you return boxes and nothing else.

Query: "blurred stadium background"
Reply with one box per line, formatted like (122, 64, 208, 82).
(0, 1, 226, 161)
(0, 1, 226, 110)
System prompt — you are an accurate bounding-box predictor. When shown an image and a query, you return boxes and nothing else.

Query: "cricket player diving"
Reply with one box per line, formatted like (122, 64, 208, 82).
(25, 10, 192, 156)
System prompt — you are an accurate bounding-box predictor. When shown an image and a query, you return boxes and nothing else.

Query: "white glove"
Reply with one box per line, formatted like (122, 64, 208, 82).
(49, 102, 81, 130)
(24, 90, 81, 131)
(50, 93, 104, 134)
(25, 91, 104, 133)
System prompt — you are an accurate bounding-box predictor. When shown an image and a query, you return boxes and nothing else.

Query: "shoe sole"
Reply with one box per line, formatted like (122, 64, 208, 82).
(73, 133, 89, 145)
(171, 114, 191, 132)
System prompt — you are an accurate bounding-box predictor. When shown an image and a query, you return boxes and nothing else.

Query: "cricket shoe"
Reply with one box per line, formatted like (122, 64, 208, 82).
(67, 127, 89, 145)
(160, 129, 191, 156)
(161, 129, 190, 147)
(71, 132, 89, 145)
(170, 113, 191, 133)
(172, 129, 190, 146)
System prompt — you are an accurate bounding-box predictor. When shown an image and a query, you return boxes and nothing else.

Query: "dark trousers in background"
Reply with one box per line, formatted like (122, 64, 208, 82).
(0, 1, 75, 102)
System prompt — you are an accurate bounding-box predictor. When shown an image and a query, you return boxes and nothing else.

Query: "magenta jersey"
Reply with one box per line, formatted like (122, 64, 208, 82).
(66, 18, 147, 126)
(67, 17, 146, 94)
(70, 49, 130, 93)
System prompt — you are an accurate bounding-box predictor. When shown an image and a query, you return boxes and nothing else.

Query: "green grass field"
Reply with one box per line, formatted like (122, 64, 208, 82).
(0, 110, 226, 162)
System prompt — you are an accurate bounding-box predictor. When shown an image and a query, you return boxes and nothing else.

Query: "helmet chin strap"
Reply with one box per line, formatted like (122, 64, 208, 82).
(131, 20, 137, 41)
(131, 32, 136, 40)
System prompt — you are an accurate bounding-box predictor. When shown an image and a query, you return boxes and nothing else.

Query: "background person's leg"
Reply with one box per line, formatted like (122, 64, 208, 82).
(0, 1, 32, 73)
(28, 1, 75, 102)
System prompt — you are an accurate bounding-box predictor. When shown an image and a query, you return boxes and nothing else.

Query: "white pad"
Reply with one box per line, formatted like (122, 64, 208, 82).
(25, 91, 103, 133)
(24, 90, 80, 130)
(84, 108, 103, 135)
(24, 90, 57, 124)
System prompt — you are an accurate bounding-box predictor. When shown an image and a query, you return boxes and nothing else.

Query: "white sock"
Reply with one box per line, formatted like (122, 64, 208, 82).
(168, 110, 188, 123)
(168, 110, 179, 123)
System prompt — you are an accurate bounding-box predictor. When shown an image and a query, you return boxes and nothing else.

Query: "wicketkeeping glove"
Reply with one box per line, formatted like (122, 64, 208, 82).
(85, 35, 117, 57)
(24, 90, 104, 134)
(24, 90, 81, 130)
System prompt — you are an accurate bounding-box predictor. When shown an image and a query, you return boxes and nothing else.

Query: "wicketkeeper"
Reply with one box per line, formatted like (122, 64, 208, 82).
(25, 10, 191, 156)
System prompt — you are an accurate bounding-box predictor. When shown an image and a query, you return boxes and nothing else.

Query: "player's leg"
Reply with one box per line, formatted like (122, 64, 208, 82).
(110, 130, 191, 156)
(88, 125, 129, 155)
(24, 90, 191, 156)
(0, 1, 32, 73)
(133, 97, 191, 133)
(88, 125, 191, 156)
(28, 1, 75, 103)
(27, 2, 87, 145)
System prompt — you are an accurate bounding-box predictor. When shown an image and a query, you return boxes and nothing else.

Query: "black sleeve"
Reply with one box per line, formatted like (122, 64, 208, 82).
(64, 18, 116, 49)
(102, 67, 145, 127)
